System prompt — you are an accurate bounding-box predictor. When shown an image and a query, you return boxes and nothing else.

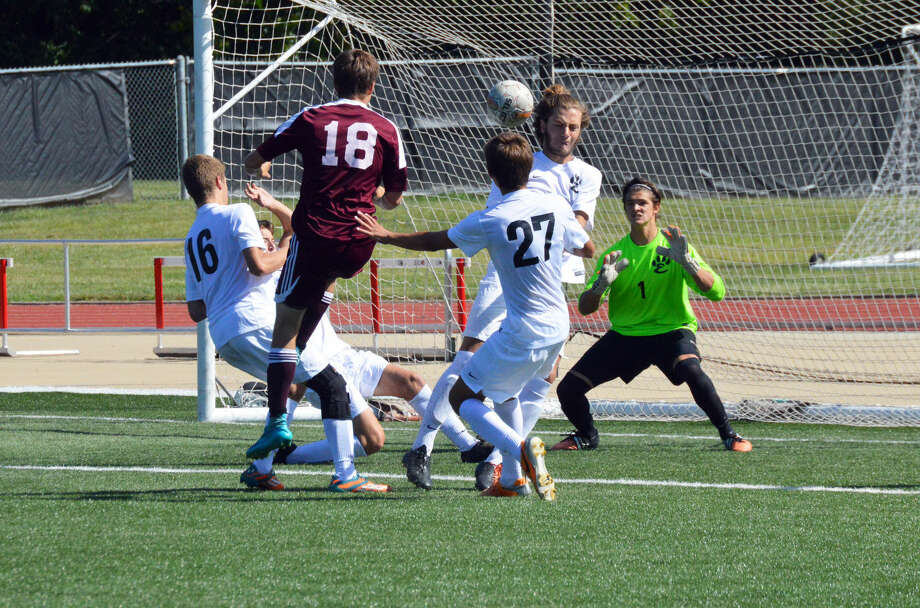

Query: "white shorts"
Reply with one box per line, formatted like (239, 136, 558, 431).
(328, 347, 388, 399)
(464, 263, 506, 342)
(219, 327, 369, 419)
(217, 327, 326, 384)
(461, 331, 564, 404)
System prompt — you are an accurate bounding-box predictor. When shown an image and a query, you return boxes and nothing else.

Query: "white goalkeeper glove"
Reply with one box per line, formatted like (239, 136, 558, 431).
(588, 251, 629, 295)
(656, 225, 701, 274)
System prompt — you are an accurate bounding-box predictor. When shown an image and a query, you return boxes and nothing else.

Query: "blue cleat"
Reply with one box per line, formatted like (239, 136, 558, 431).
(245, 415, 293, 459)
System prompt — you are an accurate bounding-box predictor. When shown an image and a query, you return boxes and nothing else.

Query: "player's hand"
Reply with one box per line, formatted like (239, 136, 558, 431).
(373, 185, 386, 200)
(355, 211, 392, 242)
(656, 225, 701, 274)
(244, 182, 274, 208)
(589, 251, 629, 294)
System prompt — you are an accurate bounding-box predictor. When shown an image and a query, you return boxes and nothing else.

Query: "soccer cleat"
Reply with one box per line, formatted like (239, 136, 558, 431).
(460, 439, 495, 463)
(723, 434, 753, 452)
(272, 442, 298, 465)
(239, 464, 285, 491)
(480, 478, 532, 497)
(328, 473, 393, 493)
(521, 437, 556, 502)
(245, 415, 293, 459)
(550, 429, 599, 451)
(402, 446, 433, 490)
(474, 461, 502, 491)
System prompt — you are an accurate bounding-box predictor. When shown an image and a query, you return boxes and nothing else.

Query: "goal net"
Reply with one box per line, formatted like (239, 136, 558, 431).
(200, 1, 920, 425)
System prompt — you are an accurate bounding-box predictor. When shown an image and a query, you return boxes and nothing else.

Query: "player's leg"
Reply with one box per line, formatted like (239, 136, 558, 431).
(451, 336, 560, 500)
(408, 273, 506, 487)
(519, 355, 559, 438)
(378, 361, 485, 455)
(219, 329, 289, 490)
(553, 331, 635, 450)
(246, 302, 303, 459)
(661, 332, 752, 452)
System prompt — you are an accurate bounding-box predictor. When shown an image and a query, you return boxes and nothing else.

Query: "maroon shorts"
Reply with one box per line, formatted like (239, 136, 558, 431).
(275, 233, 376, 309)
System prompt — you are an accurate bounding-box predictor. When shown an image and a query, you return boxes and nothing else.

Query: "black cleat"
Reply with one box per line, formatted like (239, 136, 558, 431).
(549, 428, 599, 451)
(403, 445, 432, 490)
(273, 442, 298, 465)
(474, 461, 502, 491)
(460, 439, 495, 463)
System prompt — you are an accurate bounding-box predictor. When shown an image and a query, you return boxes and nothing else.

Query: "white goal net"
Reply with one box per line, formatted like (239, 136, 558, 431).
(200, 1, 920, 425)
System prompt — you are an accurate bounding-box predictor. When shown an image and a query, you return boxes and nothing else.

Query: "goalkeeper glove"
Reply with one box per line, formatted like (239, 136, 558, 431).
(588, 251, 629, 295)
(656, 225, 701, 274)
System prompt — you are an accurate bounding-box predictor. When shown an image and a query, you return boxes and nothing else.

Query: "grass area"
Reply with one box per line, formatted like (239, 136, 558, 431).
(1, 182, 918, 302)
(2, 393, 920, 606)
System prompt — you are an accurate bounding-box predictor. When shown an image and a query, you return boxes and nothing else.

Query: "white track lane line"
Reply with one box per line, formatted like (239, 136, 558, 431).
(2, 464, 918, 495)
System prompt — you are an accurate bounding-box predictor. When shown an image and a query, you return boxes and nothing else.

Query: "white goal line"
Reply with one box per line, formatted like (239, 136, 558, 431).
(2, 464, 917, 496)
(3, 413, 920, 445)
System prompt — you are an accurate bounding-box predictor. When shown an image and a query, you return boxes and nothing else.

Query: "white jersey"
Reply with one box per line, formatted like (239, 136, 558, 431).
(184, 203, 275, 349)
(448, 188, 589, 347)
(306, 313, 352, 361)
(487, 151, 602, 283)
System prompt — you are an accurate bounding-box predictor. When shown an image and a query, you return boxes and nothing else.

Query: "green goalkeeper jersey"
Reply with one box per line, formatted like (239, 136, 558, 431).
(586, 230, 725, 336)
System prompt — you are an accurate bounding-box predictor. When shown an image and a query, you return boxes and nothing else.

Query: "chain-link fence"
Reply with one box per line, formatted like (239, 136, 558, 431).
(0, 58, 193, 205)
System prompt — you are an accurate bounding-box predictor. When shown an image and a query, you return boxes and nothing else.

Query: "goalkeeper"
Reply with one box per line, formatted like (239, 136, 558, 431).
(553, 177, 752, 452)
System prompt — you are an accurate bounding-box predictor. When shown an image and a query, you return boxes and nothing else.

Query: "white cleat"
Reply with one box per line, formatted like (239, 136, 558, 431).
(521, 437, 556, 502)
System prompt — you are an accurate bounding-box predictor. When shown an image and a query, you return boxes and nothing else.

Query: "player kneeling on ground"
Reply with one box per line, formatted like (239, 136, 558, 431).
(552, 177, 752, 453)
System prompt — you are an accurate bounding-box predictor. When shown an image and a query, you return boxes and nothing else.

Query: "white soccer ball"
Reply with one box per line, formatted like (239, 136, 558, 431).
(486, 80, 534, 128)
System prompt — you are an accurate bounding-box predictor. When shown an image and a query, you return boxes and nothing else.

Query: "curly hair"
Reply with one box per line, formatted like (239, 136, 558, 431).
(532, 84, 590, 146)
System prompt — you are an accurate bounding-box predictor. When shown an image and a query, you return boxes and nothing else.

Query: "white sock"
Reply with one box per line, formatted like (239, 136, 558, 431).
(458, 398, 522, 456)
(408, 385, 432, 416)
(285, 436, 366, 464)
(494, 398, 523, 484)
(252, 450, 276, 474)
(520, 377, 550, 436)
(412, 350, 474, 453)
(286, 397, 299, 423)
(323, 418, 357, 480)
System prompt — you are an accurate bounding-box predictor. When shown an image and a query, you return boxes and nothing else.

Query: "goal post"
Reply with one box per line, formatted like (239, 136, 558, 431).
(197, 1, 920, 425)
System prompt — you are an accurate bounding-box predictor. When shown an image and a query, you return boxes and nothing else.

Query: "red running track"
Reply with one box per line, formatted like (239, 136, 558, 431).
(3, 297, 918, 332)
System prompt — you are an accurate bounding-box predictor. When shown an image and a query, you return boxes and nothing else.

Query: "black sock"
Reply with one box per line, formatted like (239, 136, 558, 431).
(557, 373, 597, 438)
(266, 360, 296, 419)
(675, 359, 734, 440)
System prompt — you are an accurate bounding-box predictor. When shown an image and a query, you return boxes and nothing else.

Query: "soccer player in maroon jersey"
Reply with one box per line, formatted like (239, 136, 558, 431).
(242, 49, 408, 492)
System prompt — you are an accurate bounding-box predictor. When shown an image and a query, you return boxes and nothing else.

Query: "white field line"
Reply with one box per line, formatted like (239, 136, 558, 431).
(3, 413, 920, 445)
(2, 464, 918, 496)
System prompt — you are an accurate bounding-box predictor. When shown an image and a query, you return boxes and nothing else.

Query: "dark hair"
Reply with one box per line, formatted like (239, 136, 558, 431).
(532, 84, 590, 147)
(333, 49, 379, 98)
(484, 132, 533, 191)
(182, 154, 226, 205)
(622, 177, 661, 206)
(258, 219, 274, 232)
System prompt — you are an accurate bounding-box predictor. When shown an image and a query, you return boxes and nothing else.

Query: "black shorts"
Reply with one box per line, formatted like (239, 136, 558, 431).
(570, 328, 701, 387)
(275, 232, 376, 309)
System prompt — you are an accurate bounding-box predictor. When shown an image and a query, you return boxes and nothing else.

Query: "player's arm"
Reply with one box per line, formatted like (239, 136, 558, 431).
(245, 182, 293, 238)
(655, 225, 722, 296)
(187, 299, 207, 323)
(244, 150, 272, 179)
(574, 211, 589, 228)
(373, 185, 402, 210)
(355, 211, 454, 251)
(570, 238, 595, 259)
(578, 251, 629, 316)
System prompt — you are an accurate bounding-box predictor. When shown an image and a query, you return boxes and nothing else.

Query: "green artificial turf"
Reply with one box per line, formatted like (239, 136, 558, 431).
(1, 393, 919, 606)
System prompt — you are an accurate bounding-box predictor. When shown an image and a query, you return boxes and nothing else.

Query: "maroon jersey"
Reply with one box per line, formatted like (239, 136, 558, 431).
(257, 99, 408, 242)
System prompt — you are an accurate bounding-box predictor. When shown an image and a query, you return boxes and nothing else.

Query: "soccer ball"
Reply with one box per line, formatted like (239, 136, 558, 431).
(486, 80, 534, 128)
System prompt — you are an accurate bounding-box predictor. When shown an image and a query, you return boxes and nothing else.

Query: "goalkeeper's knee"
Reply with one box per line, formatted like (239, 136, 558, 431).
(673, 357, 714, 392)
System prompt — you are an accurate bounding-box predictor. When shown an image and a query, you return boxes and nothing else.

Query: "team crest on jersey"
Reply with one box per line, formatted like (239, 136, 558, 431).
(652, 254, 671, 273)
(569, 174, 582, 194)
